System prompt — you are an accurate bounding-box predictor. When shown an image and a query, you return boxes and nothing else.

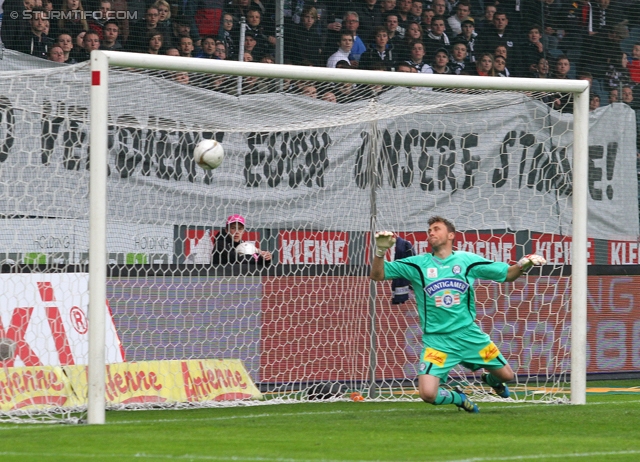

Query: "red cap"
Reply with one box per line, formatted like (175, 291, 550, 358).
(226, 214, 245, 226)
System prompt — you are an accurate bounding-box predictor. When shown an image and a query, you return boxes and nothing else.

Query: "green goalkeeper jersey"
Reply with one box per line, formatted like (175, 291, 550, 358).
(383, 251, 509, 335)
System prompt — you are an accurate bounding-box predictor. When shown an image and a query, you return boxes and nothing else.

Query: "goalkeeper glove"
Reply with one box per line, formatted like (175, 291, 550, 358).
(517, 254, 546, 271)
(375, 231, 396, 258)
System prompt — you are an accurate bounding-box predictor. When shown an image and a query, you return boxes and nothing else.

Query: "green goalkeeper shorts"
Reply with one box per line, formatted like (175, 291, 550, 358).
(417, 323, 509, 380)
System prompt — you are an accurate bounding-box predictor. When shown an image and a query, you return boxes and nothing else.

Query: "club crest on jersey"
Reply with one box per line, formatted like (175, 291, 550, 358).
(435, 290, 460, 308)
(427, 268, 438, 278)
(452, 265, 461, 274)
(424, 278, 469, 297)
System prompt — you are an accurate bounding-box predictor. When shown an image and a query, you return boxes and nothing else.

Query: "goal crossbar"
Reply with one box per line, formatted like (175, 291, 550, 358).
(88, 50, 589, 424)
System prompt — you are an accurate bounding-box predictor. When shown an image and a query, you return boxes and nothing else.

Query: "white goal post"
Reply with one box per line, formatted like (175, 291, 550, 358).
(88, 50, 589, 425)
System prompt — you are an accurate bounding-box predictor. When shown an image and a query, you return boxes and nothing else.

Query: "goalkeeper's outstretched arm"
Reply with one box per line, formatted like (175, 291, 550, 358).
(370, 231, 396, 281)
(505, 254, 547, 282)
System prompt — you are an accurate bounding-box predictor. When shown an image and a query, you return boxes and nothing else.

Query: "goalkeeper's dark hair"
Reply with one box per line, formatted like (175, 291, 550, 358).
(428, 216, 456, 234)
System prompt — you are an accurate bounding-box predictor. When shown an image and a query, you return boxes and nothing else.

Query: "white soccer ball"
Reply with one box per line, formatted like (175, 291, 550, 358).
(194, 139, 224, 170)
(236, 242, 258, 256)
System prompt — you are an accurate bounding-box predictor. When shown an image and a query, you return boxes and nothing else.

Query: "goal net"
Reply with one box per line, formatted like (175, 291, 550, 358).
(0, 51, 638, 423)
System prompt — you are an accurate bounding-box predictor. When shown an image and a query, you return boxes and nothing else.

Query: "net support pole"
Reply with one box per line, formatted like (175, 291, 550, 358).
(88, 50, 109, 424)
(237, 17, 246, 96)
(570, 87, 589, 405)
(274, 0, 284, 65)
(368, 120, 379, 399)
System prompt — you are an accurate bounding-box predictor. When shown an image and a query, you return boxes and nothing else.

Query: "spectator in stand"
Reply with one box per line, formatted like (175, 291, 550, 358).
(166, 47, 181, 55)
(424, 15, 450, 59)
(622, 85, 640, 110)
(590, 94, 601, 111)
(396, 0, 413, 39)
(327, 32, 355, 68)
(196, 35, 217, 58)
(479, 10, 521, 76)
(379, 0, 397, 16)
(409, 0, 423, 23)
(175, 0, 199, 44)
(169, 16, 194, 51)
(431, 47, 452, 74)
(407, 41, 434, 74)
(342, 11, 367, 64)
(360, 26, 396, 71)
(48, 45, 66, 62)
(212, 214, 272, 266)
(447, 0, 471, 37)
(179, 35, 195, 57)
(521, 24, 545, 76)
(88, 0, 113, 40)
(56, 32, 77, 63)
(605, 51, 632, 96)
(431, 0, 454, 37)
(155, 0, 171, 24)
(194, 0, 224, 39)
(578, 71, 608, 106)
(457, 19, 478, 63)
(396, 61, 417, 72)
(322, 91, 338, 102)
(87, 0, 115, 41)
(15, 8, 53, 59)
(153, 0, 173, 42)
(449, 40, 468, 74)
(396, 21, 424, 61)
(127, 6, 164, 52)
(421, 9, 435, 33)
(468, 51, 495, 76)
(554, 55, 571, 79)
(146, 29, 164, 54)
(111, 0, 129, 43)
(215, 41, 227, 59)
(355, 0, 383, 45)
(1, 0, 33, 51)
(551, 55, 573, 112)
(384, 13, 403, 50)
(228, 0, 252, 20)
(218, 13, 238, 60)
(243, 31, 265, 61)
(609, 88, 619, 104)
(74, 30, 100, 62)
(474, 2, 495, 35)
(628, 43, 640, 84)
(534, 57, 550, 78)
(493, 54, 510, 77)
(101, 20, 123, 50)
(246, 7, 275, 55)
(57, 0, 89, 42)
(494, 44, 507, 61)
(580, 0, 624, 36)
(579, 22, 627, 81)
(285, 5, 325, 66)
(300, 84, 318, 98)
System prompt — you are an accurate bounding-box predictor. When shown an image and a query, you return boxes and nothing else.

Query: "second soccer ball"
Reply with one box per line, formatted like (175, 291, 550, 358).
(194, 139, 224, 170)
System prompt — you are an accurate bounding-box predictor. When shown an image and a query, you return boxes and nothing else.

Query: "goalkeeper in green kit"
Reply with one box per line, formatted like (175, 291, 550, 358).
(370, 216, 546, 413)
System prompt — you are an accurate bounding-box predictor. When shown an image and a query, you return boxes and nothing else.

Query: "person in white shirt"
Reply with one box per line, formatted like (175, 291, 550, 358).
(327, 32, 354, 68)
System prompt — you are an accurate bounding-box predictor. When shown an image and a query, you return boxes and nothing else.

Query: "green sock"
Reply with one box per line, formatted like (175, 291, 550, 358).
(484, 373, 504, 387)
(433, 388, 463, 406)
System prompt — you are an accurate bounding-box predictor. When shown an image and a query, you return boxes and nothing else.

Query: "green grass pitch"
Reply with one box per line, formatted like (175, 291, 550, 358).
(0, 381, 638, 462)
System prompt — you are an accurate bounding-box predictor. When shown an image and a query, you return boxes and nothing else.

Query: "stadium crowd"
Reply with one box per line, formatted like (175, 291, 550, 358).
(1, 0, 640, 105)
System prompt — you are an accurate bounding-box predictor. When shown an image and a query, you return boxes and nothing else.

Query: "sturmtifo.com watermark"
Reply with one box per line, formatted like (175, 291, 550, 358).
(15, 10, 138, 20)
